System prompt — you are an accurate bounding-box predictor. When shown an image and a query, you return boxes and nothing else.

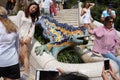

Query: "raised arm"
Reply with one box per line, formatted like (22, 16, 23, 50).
(89, 3, 95, 9)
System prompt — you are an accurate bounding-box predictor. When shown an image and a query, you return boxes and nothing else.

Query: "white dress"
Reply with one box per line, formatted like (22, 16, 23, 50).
(82, 9, 92, 24)
(12, 11, 35, 40)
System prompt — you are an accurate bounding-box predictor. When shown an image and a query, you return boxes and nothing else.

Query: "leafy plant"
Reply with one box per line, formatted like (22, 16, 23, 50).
(57, 47, 83, 63)
(34, 25, 49, 45)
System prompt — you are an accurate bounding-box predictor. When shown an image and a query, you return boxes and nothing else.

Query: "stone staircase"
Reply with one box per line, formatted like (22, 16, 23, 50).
(54, 9, 79, 27)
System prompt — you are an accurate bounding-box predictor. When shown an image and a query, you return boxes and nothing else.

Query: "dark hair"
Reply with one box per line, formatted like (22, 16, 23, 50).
(104, 16, 114, 25)
(83, 2, 90, 8)
(108, 4, 113, 9)
(25, 2, 40, 23)
(56, 72, 89, 80)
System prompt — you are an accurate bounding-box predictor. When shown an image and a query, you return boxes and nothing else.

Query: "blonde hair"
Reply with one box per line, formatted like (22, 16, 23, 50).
(0, 6, 17, 33)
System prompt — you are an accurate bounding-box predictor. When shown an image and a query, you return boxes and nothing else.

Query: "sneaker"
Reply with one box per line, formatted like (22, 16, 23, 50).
(19, 62, 24, 71)
(19, 73, 28, 80)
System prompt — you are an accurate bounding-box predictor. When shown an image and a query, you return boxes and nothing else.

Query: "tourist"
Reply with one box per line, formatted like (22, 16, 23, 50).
(57, 66, 119, 80)
(0, 6, 20, 80)
(56, 72, 89, 80)
(89, 16, 120, 70)
(43, 0, 52, 16)
(6, 0, 16, 15)
(55, 0, 62, 11)
(81, 2, 95, 29)
(50, 0, 57, 18)
(14, 2, 40, 80)
(101, 4, 116, 22)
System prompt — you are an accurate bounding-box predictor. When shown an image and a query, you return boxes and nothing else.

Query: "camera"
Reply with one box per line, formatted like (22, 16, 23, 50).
(104, 59, 110, 71)
(36, 69, 59, 80)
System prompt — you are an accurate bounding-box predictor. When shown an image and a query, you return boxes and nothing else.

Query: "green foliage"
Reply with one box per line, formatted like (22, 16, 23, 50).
(91, 4, 105, 22)
(66, 0, 77, 8)
(57, 47, 83, 63)
(34, 25, 49, 45)
(114, 7, 120, 31)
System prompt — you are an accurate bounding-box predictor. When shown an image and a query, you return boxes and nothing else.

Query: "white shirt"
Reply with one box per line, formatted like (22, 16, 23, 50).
(0, 21, 19, 67)
(43, 0, 52, 9)
(101, 10, 116, 18)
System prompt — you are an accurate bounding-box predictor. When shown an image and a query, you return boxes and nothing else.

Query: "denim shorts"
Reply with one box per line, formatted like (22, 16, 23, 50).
(0, 63, 20, 79)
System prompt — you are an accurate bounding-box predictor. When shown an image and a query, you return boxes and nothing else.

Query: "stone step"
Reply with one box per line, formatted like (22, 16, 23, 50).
(54, 9, 78, 26)
(55, 18, 78, 20)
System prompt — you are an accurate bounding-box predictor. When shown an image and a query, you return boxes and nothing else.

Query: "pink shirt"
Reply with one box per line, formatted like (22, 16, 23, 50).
(89, 26, 119, 54)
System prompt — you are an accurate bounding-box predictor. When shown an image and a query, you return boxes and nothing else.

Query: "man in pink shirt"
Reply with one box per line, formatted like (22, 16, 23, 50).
(89, 16, 120, 69)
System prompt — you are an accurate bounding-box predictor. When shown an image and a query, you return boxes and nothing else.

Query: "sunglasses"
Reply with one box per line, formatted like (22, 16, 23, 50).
(108, 20, 114, 23)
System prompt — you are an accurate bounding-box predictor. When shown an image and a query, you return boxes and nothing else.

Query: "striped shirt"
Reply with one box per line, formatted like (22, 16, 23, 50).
(89, 26, 119, 54)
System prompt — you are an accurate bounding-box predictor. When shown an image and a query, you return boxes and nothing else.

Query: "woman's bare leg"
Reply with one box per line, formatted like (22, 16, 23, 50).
(22, 44, 29, 74)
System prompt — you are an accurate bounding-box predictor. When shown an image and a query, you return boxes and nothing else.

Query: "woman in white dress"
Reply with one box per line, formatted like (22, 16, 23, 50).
(81, 2, 95, 29)
(14, 2, 40, 80)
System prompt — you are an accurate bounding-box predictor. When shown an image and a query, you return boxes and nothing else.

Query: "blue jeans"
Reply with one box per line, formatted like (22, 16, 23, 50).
(102, 52, 120, 70)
